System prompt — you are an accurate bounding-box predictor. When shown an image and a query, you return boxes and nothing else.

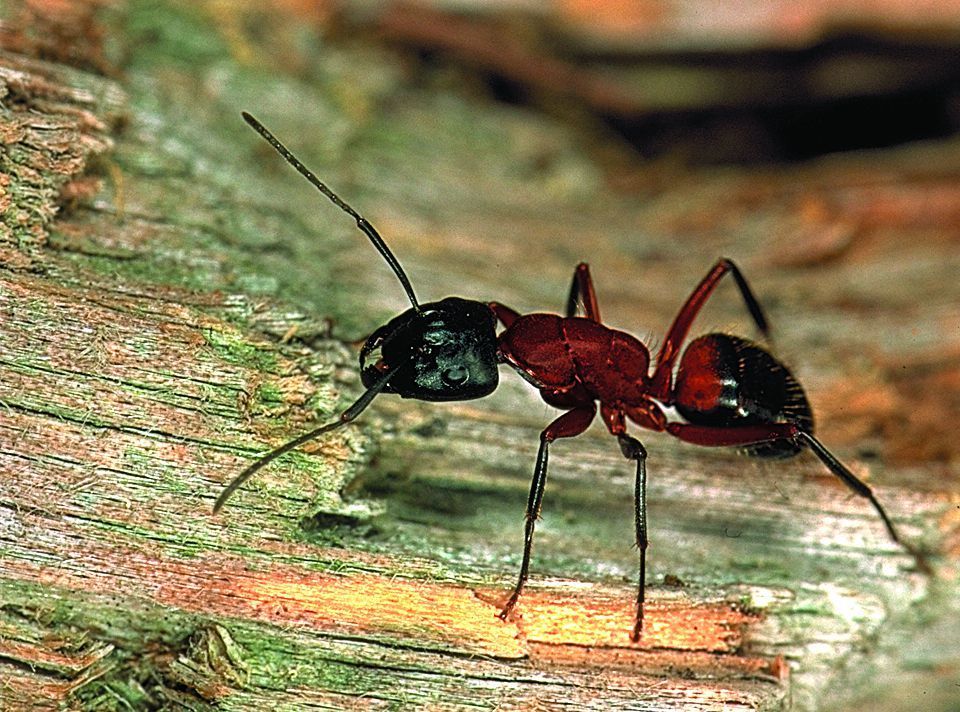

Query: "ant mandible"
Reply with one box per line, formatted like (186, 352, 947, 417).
(216, 112, 929, 642)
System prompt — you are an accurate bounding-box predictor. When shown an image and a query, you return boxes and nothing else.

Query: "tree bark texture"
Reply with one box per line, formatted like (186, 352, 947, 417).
(0, 2, 958, 711)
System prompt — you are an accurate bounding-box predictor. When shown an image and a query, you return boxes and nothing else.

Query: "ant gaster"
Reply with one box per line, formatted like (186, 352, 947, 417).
(216, 112, 929, 642)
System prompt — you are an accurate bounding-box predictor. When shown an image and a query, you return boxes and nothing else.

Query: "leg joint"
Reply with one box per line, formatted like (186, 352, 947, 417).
(617, 433, 647, 460)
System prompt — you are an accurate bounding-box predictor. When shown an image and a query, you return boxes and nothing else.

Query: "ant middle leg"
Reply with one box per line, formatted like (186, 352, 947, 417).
(601, 403, 657, 641)
(617, 433, 649, 642)
(499, 403, 597, 622)
(565, 262, 601, 321)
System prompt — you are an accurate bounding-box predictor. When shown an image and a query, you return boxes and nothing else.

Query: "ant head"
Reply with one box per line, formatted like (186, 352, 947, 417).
(218, 114, 506, 515)
(239, 113, 500, 402)
(359, 297, 499, 401)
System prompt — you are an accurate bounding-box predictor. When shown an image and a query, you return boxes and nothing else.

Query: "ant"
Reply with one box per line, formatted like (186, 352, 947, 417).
(216, 112, 930, 642)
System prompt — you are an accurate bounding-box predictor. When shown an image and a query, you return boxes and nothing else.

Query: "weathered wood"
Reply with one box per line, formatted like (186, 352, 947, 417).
(1, 2, 958, 711)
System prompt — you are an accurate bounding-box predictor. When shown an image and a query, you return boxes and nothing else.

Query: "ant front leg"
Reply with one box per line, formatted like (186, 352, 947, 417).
(499, 404, 597, 623)
(651, 259, 771, 398)
(489, 302, 520, 329)
(565, 263, 601, 321)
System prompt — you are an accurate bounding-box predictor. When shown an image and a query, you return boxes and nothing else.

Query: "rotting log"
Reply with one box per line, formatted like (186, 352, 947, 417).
(1, 3, 958, 711)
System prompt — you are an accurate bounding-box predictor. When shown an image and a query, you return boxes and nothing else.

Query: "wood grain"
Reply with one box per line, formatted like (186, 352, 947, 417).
(1, 2, 957, 710)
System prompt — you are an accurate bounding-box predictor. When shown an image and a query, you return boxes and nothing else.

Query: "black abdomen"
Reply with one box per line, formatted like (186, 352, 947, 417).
(673, 334, 813, 458)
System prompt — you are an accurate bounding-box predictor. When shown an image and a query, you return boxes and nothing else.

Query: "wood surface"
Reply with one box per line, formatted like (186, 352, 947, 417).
(0, 2, 958, 710)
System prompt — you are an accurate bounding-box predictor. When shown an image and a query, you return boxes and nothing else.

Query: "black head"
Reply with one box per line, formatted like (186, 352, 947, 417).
(216, 114, 502, 513)
(239, 112, 500, 404)
(359, 297, 499, 401)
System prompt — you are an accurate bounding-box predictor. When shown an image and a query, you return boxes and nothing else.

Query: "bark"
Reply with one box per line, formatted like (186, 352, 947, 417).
(0, 3, 957, 711)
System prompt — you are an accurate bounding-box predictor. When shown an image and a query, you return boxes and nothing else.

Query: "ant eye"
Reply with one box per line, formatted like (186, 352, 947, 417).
(441, 365, 469, 386)
(423, 330, 446, 345)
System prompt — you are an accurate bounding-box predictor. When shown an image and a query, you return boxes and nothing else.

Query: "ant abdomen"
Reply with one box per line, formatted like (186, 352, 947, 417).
(673, 333, 814, 458)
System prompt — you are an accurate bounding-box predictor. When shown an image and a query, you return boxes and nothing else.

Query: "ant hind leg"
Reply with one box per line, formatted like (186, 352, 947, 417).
(666, 422, 931, 575)
(797, 431, 931, 574)
(651, 259, 771, 398)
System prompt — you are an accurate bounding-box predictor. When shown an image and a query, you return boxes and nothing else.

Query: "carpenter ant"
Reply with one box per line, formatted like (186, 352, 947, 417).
(216, 112, 929, 642)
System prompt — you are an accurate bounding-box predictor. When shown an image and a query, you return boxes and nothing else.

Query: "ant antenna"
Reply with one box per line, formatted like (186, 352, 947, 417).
(214, 362, 403, 513)
(241, 111, 422, 313)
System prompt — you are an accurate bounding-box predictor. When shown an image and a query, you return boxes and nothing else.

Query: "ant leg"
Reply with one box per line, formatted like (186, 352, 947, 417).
(499, 404, 597, 622)
(651, 258, 770, 398)
(565, 263, 601, 321)
(796, 431, 931, 574)
(666, 421, 800, 448)
(617, 433, 649, 642)
(489, 301, 520, 328)
(667, 422, 930, 573)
